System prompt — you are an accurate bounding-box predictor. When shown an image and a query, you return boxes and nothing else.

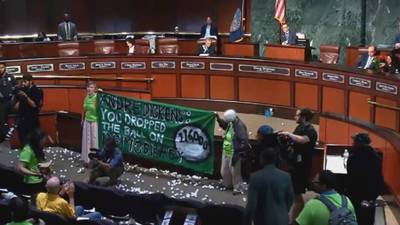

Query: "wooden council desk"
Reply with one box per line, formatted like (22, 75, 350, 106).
(264, 44, 310, 61)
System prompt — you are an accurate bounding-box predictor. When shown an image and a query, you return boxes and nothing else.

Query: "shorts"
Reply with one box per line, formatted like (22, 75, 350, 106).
(289, 163, 311, 194)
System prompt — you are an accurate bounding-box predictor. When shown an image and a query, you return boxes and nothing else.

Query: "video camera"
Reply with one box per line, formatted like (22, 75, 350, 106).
(88, 148, 101, 160)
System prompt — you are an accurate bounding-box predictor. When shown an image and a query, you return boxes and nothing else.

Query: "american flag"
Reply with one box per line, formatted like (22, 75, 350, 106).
(274, 0, 286, 24)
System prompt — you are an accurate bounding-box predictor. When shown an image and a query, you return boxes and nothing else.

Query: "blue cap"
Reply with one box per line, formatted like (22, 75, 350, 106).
(257, 125, 274, 136)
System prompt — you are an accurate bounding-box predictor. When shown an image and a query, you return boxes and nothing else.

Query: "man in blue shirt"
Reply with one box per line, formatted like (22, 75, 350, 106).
(89, 137, 124, 186)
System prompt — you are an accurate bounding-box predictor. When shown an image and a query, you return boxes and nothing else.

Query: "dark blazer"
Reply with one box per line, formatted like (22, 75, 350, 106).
(394, 32, 400, 44)
(200, 24, 218, 38)
(217, 116, 249, 166)
(197, 44, 216, 56)
(281, 31, 297, 45)
(356, 54, 378, 69)
(57, 21, 78, 41)
(245, 164, 294, 225)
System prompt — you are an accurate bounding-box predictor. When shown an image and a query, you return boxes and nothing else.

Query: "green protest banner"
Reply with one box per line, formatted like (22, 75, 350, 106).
(97, 92, 216, 174)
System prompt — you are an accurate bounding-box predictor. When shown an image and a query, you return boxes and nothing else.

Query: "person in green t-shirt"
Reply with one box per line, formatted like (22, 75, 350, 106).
(17, 129, 47, 195)
(5, 196, 34, 225)
(216, 109, 249, 195)
(81, 81, 99, 166)
(295, 170, 357, 225)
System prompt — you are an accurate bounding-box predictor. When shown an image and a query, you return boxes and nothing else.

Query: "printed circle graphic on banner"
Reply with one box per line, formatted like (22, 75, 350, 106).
(175, 126, 210, 162)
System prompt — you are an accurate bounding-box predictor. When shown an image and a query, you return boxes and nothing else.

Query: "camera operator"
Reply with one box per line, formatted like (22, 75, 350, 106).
(278, 108, 317, 223)
(88, 137, 124, 186)
(0, 62, 17, 142)
(14, 74, 43, 144)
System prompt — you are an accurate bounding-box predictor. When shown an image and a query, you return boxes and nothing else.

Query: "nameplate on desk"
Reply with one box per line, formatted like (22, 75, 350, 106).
(151, 61, 176, 69)
(6, 66, 21, 74)
(90, 62, 116, 69)
(376, 82, 398, 95)
(27, 64, 54, 73)
(295, 69, 318, 79)
(238, 64, 290, 76)
(322, 73, 344, 83)
(59, 62, 85, 71)
(210, 63, 234, 71)
(181, 61, 205, 70)
(349, 76, 371, 89)
(121, 62, 146, 70)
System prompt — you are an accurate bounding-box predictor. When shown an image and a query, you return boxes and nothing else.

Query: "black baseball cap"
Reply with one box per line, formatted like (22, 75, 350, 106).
(22, 74, 33, 81)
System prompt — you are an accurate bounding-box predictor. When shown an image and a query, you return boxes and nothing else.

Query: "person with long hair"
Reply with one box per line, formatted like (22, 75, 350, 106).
(81, 81, 99, 167)
(16, 129, 47, 195)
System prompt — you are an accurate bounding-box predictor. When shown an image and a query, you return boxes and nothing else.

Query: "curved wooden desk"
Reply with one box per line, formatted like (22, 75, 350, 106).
(3, 53, 400, 203)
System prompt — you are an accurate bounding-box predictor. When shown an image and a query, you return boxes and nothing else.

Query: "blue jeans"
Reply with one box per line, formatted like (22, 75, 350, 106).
(75, 205, 102, 221)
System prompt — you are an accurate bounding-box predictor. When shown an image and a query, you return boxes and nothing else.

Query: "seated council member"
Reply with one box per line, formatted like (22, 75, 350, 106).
(281, 23, 297, 45)
(357, 45, 379, 70)
(197, 38, 216, 56)
(126, 38, 135, 55)
(200, 16, 218, 40)
(88, 137, 124, 186)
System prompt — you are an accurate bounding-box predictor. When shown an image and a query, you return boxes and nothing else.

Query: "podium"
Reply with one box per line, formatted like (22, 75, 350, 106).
(264, 44, 310, 61)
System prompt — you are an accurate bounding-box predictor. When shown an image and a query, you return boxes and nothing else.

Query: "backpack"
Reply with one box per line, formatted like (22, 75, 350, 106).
(317, 194, 358, 225)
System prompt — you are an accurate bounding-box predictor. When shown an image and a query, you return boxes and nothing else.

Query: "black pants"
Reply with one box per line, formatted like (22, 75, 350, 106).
(17, 116, 40, 144)
(89, 165, 124, 186)
(0, 101, 12, 141)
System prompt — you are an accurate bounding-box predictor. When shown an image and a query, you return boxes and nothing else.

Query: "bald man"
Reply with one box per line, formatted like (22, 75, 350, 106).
(36, 176, 101, 221)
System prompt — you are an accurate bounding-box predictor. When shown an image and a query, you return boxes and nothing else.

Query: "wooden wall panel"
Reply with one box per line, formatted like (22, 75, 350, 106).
(180, 74, 206, 99)
(323, 118, 349, 145)
(348, 91, 371, 122)
(374, 97, 398, 131)
(295, 83, 318, 110)
(322, 87, 345, 114)
(42, 88, 69, 111)
(67, 89, 86, 114)
(90, 74, 117, 88)
(151, 74, 177, 98)
(59, 80, 86, 86)
(239, 78, 291, 106)
(210, 76, 235, 100)
(120, 74, 148, 89)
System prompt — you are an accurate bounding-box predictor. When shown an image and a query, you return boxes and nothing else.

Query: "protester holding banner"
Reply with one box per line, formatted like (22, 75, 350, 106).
(216, 109, 249, 195)
(81, 81, 98, 166)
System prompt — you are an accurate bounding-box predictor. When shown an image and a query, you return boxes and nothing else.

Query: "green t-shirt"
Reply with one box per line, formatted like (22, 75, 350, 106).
(6, 221, 33, 225)
(84, 93, 97, 122)
(296, 192, 356, 225)
(19, 145, 43, 184)
(222, 125, 234, 157)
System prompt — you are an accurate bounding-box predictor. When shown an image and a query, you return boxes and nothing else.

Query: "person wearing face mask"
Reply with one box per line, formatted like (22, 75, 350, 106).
(216, 109, 249, 195)
(14, 74, 43, 144)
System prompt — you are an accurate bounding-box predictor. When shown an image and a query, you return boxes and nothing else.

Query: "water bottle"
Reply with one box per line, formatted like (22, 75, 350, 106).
(343, 149, 349, 168)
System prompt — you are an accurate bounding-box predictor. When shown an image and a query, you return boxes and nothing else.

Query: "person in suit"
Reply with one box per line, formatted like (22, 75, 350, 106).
(281, 23, 297, 45)
(245, 147, 294, 225)
(357, 45, 379, 70)
(200, 17, 218, 39)
(57, 13, 78, 41)
(394, 22, 400, 45)
(197, 38, 216, 56)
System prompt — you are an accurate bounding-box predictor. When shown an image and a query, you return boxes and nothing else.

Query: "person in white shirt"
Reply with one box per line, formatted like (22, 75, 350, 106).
(357, 45, 378, 70)
(126, 38, 135, 54)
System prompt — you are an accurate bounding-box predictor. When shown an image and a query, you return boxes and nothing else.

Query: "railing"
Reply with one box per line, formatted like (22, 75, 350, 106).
(367, 99, 400, 112)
